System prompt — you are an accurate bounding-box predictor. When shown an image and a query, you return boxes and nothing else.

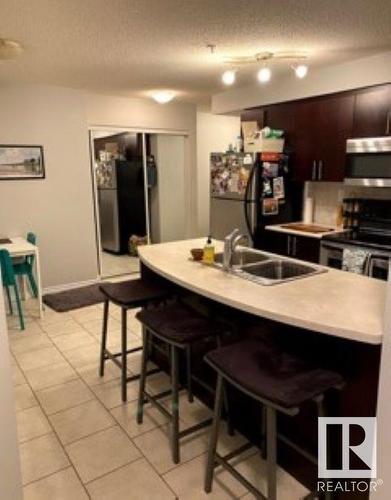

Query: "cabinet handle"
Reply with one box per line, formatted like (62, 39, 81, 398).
(292, 236, 297, 256)
(287, 235, 291, 255)
(312, 161, 317, 181)
(386, 110, 391, 135)
(318, 160, 323, 180)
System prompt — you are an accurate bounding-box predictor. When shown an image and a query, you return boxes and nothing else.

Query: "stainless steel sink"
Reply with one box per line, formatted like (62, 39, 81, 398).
(199, 247, 326, 285)
(213, 250, 270, 267)
(237, 259, 326, 285)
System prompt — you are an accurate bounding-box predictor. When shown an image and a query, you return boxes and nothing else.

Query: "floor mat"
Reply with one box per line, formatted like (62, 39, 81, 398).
(43, 283, 104, 312)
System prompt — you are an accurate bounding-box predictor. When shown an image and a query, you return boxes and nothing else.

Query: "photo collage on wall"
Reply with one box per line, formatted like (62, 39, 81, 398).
(261, 152, 287, 216)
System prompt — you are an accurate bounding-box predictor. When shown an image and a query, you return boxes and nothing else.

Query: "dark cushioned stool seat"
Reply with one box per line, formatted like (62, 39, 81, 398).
(99, 279, 169, 308)
(136, 302, 225, 345)
(205, 338, 343, 410)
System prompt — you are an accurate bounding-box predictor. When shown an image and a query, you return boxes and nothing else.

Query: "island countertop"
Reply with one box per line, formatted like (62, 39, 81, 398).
(138, 239, 386, 345)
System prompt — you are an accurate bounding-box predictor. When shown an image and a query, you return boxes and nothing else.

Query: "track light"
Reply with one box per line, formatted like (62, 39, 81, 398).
(257, 66, 271, 83)
(294, 64, 308, 79)
(222, 70, 236, 86)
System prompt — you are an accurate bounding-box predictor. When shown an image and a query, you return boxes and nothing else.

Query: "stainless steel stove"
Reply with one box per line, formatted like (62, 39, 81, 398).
(320, 199, 391, 280)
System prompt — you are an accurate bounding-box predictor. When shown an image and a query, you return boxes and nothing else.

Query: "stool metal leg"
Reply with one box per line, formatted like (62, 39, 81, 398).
(215, 333, 234, 436)
(121, 307, 128, 402)
(261, 405, 267, 459)
(137, 327, 149, 424)
(185, 345, 194, 403)
(266, 406, 277, 500)
(205, 374, 224, 493)
(317, 398, 333, 500)
(171, 344, 180, 464)
(99, 300, 109, 377)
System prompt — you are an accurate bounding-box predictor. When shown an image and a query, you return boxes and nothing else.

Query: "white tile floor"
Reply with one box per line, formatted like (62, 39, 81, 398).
(7, 299, 309, 499)
(101, 251, 140, 278)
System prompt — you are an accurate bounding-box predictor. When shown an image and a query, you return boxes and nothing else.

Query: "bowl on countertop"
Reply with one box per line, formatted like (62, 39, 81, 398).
(190, 248, 204, 261)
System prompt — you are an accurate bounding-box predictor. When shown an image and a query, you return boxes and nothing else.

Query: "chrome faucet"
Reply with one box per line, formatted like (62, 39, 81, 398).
(223, 229, 249, 271)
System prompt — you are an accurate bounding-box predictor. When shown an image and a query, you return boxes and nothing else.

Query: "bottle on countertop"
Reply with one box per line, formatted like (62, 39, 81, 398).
(203, 235, 215, 264)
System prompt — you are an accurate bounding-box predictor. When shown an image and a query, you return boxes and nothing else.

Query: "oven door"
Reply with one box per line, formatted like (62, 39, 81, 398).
(368, 255, 389, 281)
(320, 242, 343, 269)
(345, 137, 391, 187)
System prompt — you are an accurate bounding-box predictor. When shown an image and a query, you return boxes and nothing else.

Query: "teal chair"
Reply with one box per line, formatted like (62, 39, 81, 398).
(0, 249, 25, 330)
(13, 232, 38, 298)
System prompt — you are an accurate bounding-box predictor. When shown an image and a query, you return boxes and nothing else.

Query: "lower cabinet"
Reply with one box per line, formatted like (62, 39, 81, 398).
(261, 231, 321, 263)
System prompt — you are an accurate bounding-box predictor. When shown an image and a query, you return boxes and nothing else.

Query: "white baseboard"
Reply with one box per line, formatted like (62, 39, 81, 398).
(43, 278, 100, 295)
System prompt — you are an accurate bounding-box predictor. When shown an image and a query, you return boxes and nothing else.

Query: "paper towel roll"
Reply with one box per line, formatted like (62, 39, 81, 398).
(303, 197, 314, 224)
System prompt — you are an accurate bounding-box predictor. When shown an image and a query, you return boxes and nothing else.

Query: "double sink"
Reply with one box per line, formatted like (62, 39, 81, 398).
(207, 248, 326, 286)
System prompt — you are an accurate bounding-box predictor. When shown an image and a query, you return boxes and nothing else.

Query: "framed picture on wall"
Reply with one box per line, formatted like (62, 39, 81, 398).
(0, 145, 45, 180)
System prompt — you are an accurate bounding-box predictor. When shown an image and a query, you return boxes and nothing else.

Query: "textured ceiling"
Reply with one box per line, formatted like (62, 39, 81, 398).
(1, 0, 391, 103)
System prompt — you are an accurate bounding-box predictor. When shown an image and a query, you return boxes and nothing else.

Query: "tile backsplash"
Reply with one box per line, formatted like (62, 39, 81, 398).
(305, 182, 391, 226)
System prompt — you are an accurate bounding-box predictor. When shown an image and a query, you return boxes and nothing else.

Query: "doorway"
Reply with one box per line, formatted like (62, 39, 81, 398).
(89, 128, 188, 279)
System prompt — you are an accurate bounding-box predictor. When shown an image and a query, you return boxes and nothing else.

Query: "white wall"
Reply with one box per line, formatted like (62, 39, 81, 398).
(150, 135, 187, 243)
(0, 84, 98, 289)
(196, 111, 241, 234)
(0, 85, 198, 288)
(212, 51, 391, 114)
(0, 284, 23, 500)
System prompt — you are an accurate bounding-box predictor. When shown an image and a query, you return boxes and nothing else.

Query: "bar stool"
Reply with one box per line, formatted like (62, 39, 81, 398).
(136, 301, 230, 464)
(99, 279, 170, 402)
(204, 338, 344, 500)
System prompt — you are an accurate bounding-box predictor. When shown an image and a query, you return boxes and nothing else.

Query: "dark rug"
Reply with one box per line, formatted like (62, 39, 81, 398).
(43, 283, 105, 312)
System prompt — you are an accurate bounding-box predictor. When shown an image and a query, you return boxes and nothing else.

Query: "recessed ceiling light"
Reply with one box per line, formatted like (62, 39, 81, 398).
(294, 64, 308, 79)
(0, 38, 24, 60)
(151, 91, 176, 104)
(257, 67, 271, 83)
(222, 70, 236, 86)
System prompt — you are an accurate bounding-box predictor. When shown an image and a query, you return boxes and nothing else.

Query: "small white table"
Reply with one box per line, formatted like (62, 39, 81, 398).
(0, 237, 43, 318)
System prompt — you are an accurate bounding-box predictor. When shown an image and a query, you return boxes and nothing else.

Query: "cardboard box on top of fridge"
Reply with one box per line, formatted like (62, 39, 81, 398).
(241, 122, 284, 153)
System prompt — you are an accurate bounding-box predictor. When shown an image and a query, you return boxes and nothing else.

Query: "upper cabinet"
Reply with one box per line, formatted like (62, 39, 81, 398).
(241, 83, 391, 183)
(352, 84, 391, 138)
(240, 108, 266, 129)
(264, 94, 354, 182)
(311, 93, 354, 182)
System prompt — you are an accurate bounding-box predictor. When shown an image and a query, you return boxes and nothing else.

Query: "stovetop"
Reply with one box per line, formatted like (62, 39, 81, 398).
(322, 231, 391, 250)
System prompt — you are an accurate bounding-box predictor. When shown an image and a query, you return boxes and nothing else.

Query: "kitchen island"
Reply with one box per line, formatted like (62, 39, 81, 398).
(139, 238, 385, 345)
(138, 239, 385, 497)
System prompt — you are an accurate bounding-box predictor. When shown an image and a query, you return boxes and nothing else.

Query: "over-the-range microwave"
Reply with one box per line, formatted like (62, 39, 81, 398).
(345, 136, 391, 187)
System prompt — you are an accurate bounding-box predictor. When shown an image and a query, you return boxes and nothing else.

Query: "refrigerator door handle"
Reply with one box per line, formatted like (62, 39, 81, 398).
(243, 163, 257, 244)
(287, 235, 291, 255)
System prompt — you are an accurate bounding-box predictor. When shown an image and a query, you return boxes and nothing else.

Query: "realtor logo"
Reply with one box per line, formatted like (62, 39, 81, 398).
(318, 418, 377, 478)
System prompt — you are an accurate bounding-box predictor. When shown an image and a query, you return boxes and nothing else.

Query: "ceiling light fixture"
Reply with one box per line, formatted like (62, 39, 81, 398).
(294, 64, 308, 79)
(222, 70, 236, 86)
(215, 47, 309, 87)
(0, 38, 24, 60)
(257, 66, 271, 83)
(151, 91, 176, 104)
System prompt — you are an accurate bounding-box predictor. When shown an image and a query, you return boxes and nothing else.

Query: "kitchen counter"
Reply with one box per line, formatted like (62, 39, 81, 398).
(265, 222, 347, 239)
(139, 238, 385, 345)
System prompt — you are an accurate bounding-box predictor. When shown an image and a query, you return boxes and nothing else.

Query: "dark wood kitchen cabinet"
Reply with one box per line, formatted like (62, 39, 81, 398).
(264, 99, 315, 182)
(242, 83, 391, 183)
(262, 231, 320, 263)
(352, 84, 391, 138)
(264, 94, 354, 182)
(311, 93, 354, 182)
(240, 107, 266, 129)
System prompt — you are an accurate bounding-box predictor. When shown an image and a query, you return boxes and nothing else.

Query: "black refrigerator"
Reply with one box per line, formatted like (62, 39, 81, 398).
(209, 152, 302, 248)
(96, 159, 146, 254)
